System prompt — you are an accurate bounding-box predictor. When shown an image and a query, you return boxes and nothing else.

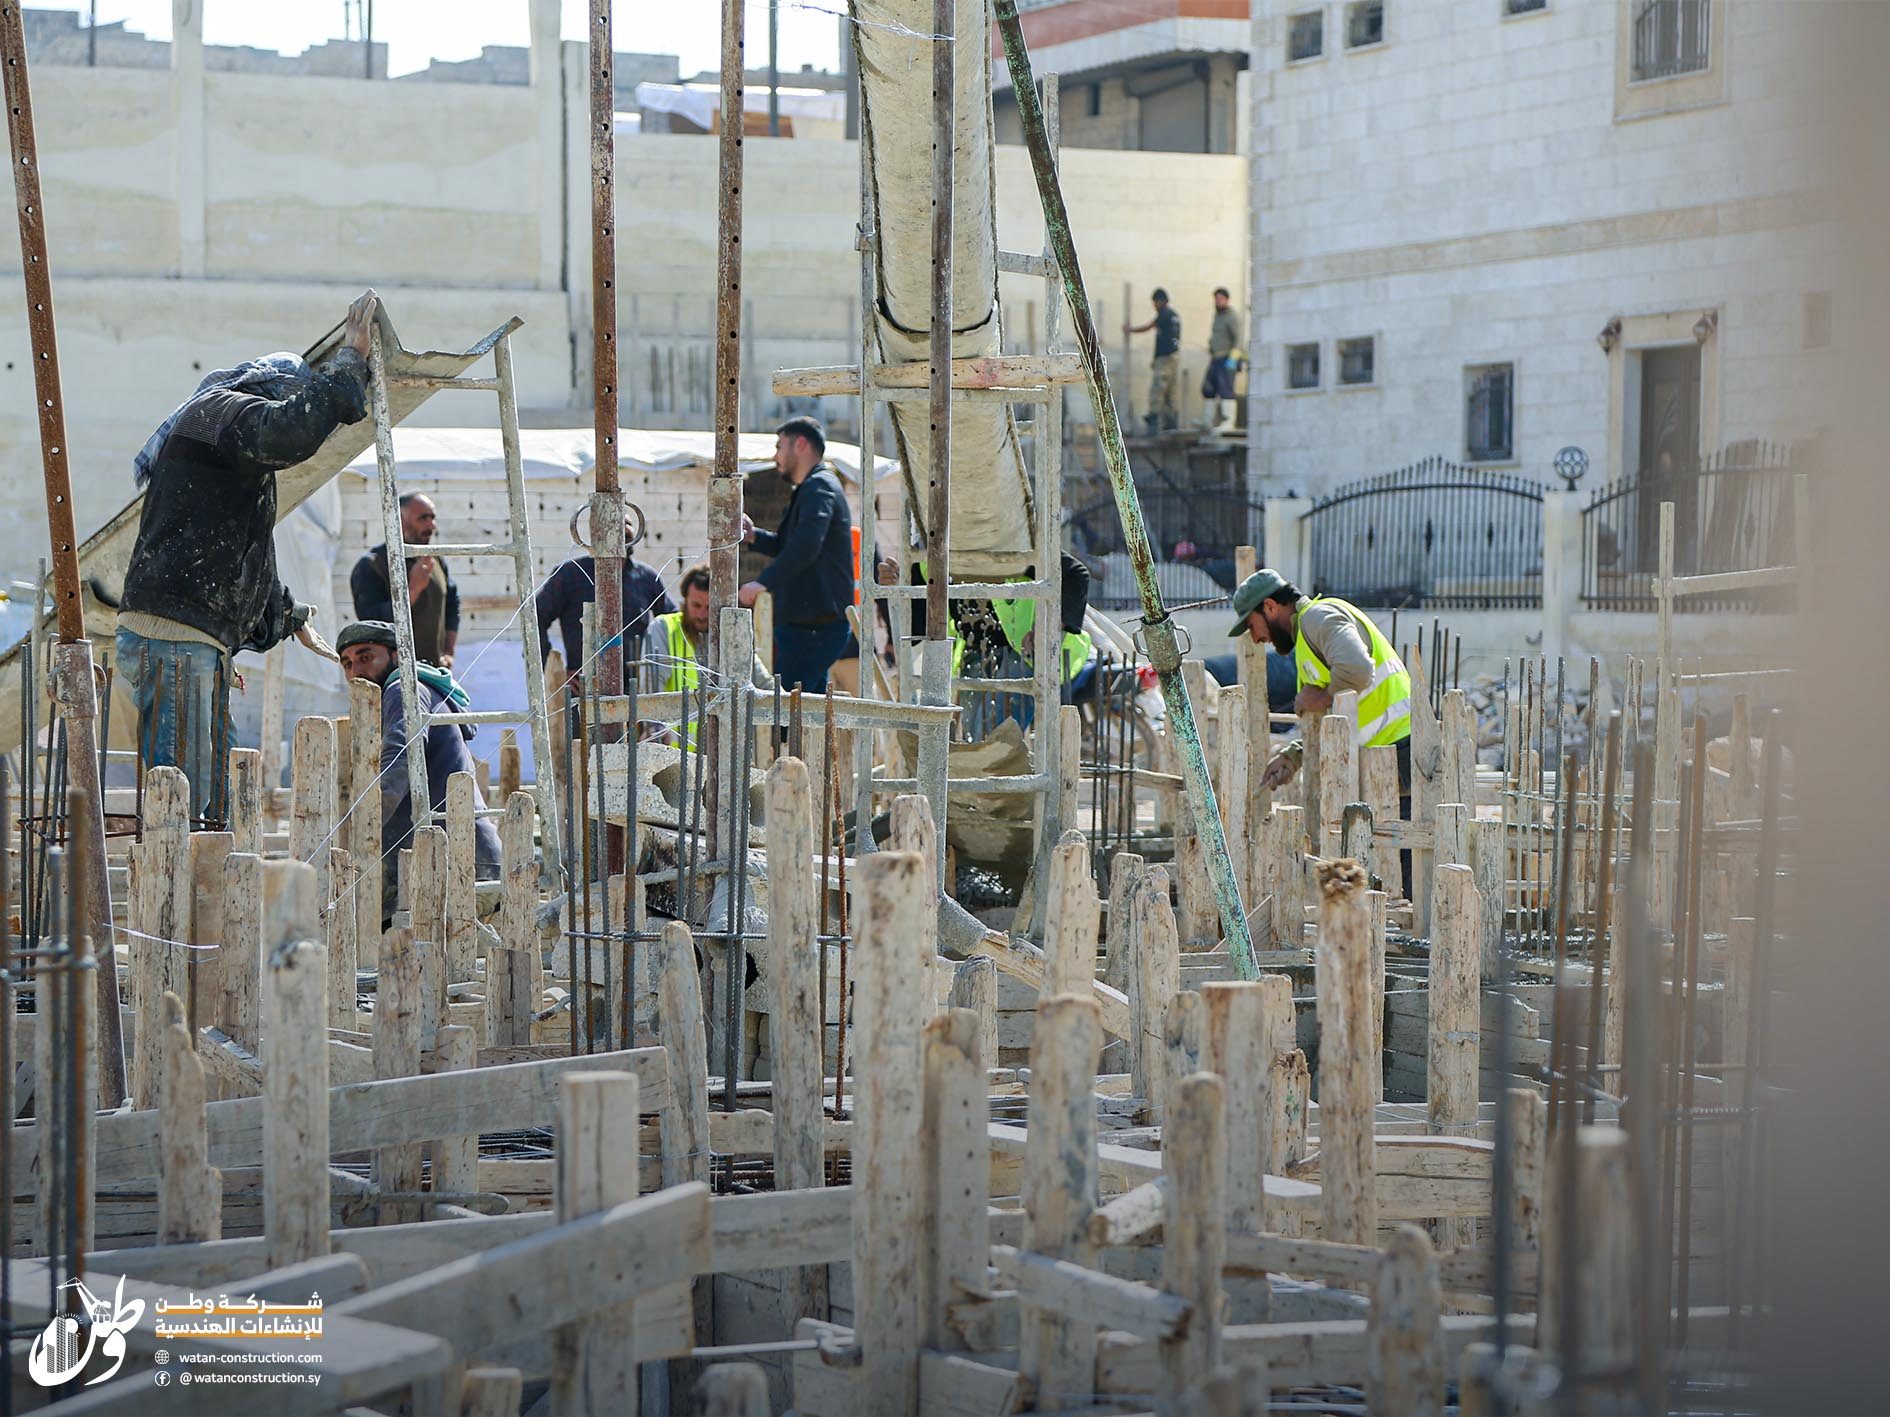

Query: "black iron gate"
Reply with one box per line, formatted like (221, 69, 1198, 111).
(1300, 457, 1544, 609)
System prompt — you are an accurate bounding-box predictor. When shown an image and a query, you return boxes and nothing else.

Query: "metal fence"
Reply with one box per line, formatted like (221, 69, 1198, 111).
(1632, 0, 1711, 81)
(1581, 441, 1801, 612)
(1066, 487, 1263, 612)
(1300, 457, 1545, 609)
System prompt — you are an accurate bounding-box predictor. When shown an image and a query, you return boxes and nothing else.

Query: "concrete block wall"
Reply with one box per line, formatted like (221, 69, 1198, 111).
(0, 25, 1249, 580)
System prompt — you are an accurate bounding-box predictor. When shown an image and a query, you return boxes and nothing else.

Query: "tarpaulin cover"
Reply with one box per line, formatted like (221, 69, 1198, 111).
(855, 0, 1037, 577)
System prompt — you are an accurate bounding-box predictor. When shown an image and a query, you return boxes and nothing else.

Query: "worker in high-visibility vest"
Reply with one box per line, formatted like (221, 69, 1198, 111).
(1227, 568, 1412, 795)
(640, 563, 772, 744)
(911, 551, 1098, 702)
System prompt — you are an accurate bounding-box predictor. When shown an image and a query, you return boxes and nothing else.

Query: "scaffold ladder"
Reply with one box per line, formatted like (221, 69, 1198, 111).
(364, 317, 563, 875)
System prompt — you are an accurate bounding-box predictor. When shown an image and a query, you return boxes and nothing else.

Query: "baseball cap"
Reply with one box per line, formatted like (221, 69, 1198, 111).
(1226, 568, 1287, 637)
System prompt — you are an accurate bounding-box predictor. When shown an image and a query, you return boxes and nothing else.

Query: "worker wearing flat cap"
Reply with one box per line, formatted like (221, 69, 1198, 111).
(1229, 569, 1413, 797)
(337, 620, 502, 921)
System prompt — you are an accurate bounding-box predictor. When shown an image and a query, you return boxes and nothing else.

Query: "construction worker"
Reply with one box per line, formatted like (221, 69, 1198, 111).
(116, 290, 376, 822)
(737, 416, 856, 692)
(336, 620, 502, 922)
(640, 563, 772, 743)
(350, 491, 461, 668)
(536, 510, 675, 689)
(1227, 568, 1412, 794)
(1122, 287, 1181, 434)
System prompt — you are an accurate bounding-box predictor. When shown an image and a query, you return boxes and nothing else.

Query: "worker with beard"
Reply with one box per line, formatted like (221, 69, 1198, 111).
(1229, 569, 1412, 798)
(336, 620, 502, 922)
(737, 416, 855, 692)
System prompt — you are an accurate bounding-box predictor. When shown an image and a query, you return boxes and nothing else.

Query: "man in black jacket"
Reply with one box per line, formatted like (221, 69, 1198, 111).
(534, 509, 675, 687)
(116, 292, 376, 820)
(350, 491, 461, 667)
(738, 416, 855, 692)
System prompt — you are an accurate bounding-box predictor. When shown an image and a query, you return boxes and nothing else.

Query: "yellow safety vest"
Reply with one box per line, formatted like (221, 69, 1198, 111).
(656, 613, 703, 745)
(1293, 596, 1411, 748)
(915, 561, 1094, 685)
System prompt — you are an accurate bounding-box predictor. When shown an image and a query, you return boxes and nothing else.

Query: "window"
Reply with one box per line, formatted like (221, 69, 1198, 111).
(1287, 9, 1324, 61)
(1286, 342, 1321, 390)
(1466, 363, 1515, 462)
(1505, 0, 1547, 13)
(1345, 0, 1385, 48)
(1087, 83, 1103, 118)
(1631, 0, 1709, 81)
(1337, 336, 1375, 386)
(1804, 291, 1832, 350)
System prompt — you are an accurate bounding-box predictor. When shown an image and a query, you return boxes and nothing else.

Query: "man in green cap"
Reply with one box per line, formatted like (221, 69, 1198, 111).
(1227, 569, 1413, 795)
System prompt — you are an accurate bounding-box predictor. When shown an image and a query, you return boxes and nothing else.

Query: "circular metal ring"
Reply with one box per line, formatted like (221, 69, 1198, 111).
(569, 499, 648, 553)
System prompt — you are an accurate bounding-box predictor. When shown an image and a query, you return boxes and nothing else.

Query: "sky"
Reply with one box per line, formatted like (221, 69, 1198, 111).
(78, 1, 843, 82)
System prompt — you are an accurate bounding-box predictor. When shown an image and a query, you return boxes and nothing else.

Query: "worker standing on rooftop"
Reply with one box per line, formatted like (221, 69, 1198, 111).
(1122, 287, 1182, 434)
(1230, 568, 1412, 794)
(738, 416, 856, 693)
(116, 290, 377, 821)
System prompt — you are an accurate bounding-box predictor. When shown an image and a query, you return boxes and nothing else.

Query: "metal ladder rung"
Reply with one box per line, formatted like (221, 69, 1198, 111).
(404, 541, 513, 558)
(879, 580, 1055, 600)
(388, 374, 502, 392)
(433, 709, 531, 726)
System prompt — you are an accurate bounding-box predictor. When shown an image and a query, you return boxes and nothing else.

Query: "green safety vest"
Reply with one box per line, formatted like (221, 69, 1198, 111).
(916, 561, 1095, 685)
(656, 613, 703, 745)
(1293, 596, 1412, 748)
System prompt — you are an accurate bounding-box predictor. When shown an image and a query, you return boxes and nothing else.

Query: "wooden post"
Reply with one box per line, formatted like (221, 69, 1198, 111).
(659, 920, 711, 1191)
(1361, 745, 1399, 845)
(1101, 851, 1146, 997)
(1175, 828, 1215, 949)
(1263, 806, 1305, 946)
(1159, 1073, 1226, 1416)
(1163, 991, 1204, 1122)
(1194, 1365, 1271, 1416)
(463, 1368, 525, 1417)
(1505, 1087, 1547, 1250)
(221, 849, 265, 1057)
(1368, 889, 1387, 1108)
(1433, 802, 1468, 871)
(1539, 1127, 1632, 1383)
(1407, 646, 1441, 932)
(349, 677, 383, 973)
(189, 830, 233, 1037)
(327, 846, 358, 1028)
(1042, 832, 1100, 996)
(1020, 994, 1103, 1408)
(550, 1071, 641, 1416)
(767, 758, 823, 1186)
(409, 826, 447, 1034)
(290, 716, 337, 914)
(1130, 867, 1179, 1121)
(261, 859, 329, 1269)
(1316, 859, 1377, 1244)
(1201, 982, 1270, 1244)
(432, 1024, 478, 1197)
(1235, 546, 1273, 828)
(489, 792, 540, 1047)
(890, 793, 942, 1006)
(157, 991, 219, 1243)
(1651, 685, 1680, 934)
(1440, 689, 1477, 808)
(1368, 1224, 1445, 1417)
(950, 956, 998, 1072)
(1457, 1344, 1497, 1417)
(1429, 865, 1479, 1248)
(131, 768, 191, 1108)
(1269, 1048, 1311, 1236)
(924, 1008, 989, 1350)
(1218, 684, 1250, 898)
(260, 642, 287, 800)
(851, 851, 930, 1412)
(228, 746, 262, 855)
(1467, 818, 1505, 981)
(1059, 701, 1083, 839)
(445, 772, 478, 984)
(1317, 713, 1356, 856)
(499, 727, 522, 803)
(374, 927, 425, 1201)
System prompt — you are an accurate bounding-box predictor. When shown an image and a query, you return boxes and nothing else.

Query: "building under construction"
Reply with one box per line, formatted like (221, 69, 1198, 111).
(0, 0, 1878, 1413)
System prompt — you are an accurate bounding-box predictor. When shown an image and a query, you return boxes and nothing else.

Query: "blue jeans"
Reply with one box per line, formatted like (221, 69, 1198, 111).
(773, 620, 852, 693)
(114, 627, 233, 824)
